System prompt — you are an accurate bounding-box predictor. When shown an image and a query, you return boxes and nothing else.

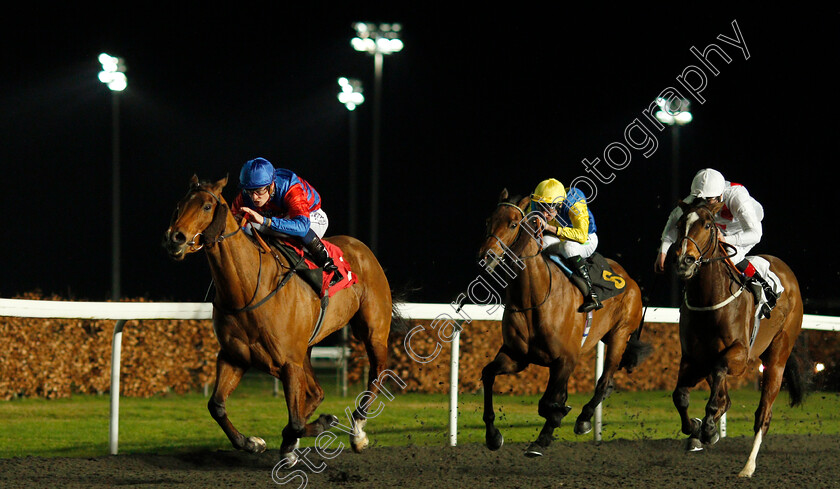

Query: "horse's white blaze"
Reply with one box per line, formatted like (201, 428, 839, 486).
(682, 211, 700, 255)
(738, 429, 763, 477)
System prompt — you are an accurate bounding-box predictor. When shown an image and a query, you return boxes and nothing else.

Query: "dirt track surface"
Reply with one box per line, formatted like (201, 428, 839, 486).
(1, 435, 838, 488)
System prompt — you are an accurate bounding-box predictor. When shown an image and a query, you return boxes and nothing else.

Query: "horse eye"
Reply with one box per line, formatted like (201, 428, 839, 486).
(203, 204, 213, 211)
(704, 223, 711, 229)
(509, 222, 517, 229)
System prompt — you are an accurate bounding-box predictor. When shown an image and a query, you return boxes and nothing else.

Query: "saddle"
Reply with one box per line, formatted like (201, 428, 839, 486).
(545, 251, 626, 302)
(268, 237, 357, 298)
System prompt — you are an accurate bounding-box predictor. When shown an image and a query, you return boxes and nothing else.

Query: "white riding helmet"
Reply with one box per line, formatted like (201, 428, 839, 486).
(690, 168, 726, 198)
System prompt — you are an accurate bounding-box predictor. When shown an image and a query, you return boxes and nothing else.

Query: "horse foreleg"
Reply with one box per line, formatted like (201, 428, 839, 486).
(300, 354, 337, 438)
(673, 358, 704, 451)
(527, 358, 574, 457)
(481, 347, 526, 451)
(279, 363, 309, 467)
(208, 352, 265, 453)
(703, 342, 747, 446)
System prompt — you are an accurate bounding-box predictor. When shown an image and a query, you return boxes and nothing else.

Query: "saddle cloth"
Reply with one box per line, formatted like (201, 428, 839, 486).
(585, 253, 627, 302)
(546, 251, 627, 302)
(271, 237, 358, 298)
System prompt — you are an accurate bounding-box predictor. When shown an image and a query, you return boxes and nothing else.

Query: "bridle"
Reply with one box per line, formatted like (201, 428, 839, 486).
(678, 205, 745, 311)
(178, 184, 242, 252)
(174, 183, 302, 314)
(677, 205, 737, 267)
(484, 200, 553, 312)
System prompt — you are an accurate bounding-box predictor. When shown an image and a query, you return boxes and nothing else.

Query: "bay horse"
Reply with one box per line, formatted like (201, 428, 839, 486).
(478, 189, 651, 457)
(670, 197, 807, 477)
(163, 175, 400, 467)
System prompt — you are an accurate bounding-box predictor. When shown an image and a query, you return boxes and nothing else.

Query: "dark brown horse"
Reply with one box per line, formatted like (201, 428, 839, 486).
(478, 189, 651, 457)
(163, 175, 400, 467)
(670, 197, 806, 477)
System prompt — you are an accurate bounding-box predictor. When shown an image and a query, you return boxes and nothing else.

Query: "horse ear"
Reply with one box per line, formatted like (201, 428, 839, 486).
(709, 200, 725, 215)
(517, 195, 530, 210)
(190, 174, 200, 186)
(498, 188, 509, 202)
(678, 200, 691, 213)
(216, 174, 229, 189)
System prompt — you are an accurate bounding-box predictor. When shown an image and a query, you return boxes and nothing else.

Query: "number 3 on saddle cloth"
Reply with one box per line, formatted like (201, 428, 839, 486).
(270, 237, 358, 299)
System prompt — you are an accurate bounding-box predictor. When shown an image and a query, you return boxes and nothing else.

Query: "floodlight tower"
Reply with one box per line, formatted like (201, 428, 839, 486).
(98, 53, 127, 300)
(351, 22, 403, 254)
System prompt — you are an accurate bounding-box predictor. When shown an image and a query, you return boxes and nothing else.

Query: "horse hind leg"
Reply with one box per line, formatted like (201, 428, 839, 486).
(575, 333, 625, 435)
(347, 312, 391, 453)
(739, 347, 792, 477)
(526, 358, 574, 458)
(207, 352, 266, 454)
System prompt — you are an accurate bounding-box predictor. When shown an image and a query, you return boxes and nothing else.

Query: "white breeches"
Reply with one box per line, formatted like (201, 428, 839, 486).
(542, 232, 599, 259)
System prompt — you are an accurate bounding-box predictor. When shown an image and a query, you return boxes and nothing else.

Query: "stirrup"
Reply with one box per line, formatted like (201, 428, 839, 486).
(579, 296, 602, 313)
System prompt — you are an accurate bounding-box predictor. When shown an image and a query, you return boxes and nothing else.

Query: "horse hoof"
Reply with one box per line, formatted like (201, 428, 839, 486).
(574, 420, 592, 435)
(524, 443, 543, 458)
(686, 437, 703, 452)
(245, 436, 267, 454)
(738, 464, 756, 478)
(320, 414, 340, 431)
(350, 418, 369, 453)
(281, 449, 299, 468)
(351, 435, 369, 453)
(703, 430, 720, 446)
(688, 418, 703, 438)
(486, 429, 504, 451)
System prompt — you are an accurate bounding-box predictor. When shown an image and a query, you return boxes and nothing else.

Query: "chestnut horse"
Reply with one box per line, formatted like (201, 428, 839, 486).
(478, 189, 651, 457)
(671, 197, 807, 477)
(163, 175, 399, 467)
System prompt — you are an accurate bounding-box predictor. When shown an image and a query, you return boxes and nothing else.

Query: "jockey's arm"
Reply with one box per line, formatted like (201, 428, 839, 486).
(655, 204, 684, 273)
(262, 184, 312, 238)
(658, 203, 685, 256)
(555, 200, 590, 244)
(724, 194, 763, 247)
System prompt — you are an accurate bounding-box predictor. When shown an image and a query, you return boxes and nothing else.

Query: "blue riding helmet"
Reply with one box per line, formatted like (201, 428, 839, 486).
(239, 157, 275, 189)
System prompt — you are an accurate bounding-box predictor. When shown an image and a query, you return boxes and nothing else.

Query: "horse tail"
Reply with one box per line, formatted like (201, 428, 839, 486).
(388, 287, 414, 338)
(783, 336, 811, 407)
(618, 317, 654, 373)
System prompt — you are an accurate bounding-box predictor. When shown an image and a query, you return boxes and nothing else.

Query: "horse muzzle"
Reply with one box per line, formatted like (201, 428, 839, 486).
(676, 254, 699, 280)
(163, 228, 194, 260)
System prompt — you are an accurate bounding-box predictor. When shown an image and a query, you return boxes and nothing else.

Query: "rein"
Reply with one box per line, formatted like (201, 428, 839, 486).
(183, 184, 303, 314)
(490, 201, 552, 312)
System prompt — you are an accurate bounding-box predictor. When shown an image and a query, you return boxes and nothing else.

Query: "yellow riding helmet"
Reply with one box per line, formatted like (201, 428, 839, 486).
(531, 178, 567, 206)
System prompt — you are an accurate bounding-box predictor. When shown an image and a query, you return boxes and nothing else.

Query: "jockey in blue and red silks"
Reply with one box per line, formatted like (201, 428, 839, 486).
(231, 157, 339, 277)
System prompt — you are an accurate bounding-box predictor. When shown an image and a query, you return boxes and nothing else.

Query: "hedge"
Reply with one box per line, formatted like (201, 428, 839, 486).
(1, 294, 836, 399)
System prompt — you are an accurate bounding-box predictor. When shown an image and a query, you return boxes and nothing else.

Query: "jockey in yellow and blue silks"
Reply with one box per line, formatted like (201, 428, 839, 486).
(530, 178, 602, 312)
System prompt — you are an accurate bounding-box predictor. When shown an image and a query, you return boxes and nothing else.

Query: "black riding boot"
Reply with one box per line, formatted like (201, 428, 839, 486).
(303, 233, 340, 283)
(569, 255, 602, 313)
(736, 260, 777, 318)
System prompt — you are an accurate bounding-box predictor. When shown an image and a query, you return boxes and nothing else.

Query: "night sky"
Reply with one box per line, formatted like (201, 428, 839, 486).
(2, 6, 838, 313)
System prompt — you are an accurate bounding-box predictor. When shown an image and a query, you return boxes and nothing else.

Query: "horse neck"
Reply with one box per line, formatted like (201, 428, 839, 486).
(685, 245, 735, 305)
(505, 228, 562, 307)
(204, 213, 273, 305)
